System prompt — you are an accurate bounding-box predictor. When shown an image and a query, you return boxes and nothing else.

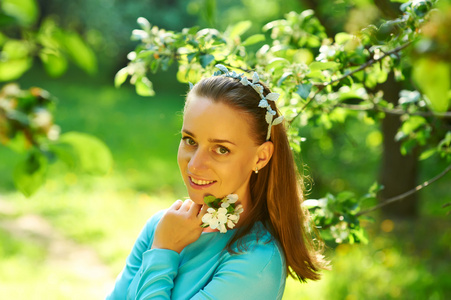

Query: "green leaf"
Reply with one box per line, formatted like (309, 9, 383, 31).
(413, 58, 450, 113)
(57, 132, 113, 175)
(39, 51, 68, 78)
(3, 39, 30, 59)
(352, 227, 368, 244)
(187, 52, 197, 63)
(278, 71, 293, 86)
(114, 67, 129, 88)
(49, 142, 77, 169)
(5, 131, 29, 153)
(241, 34, 265, 46)
(335, 32, 352, 45)
(295, 83, 312, 100)
(199, 54, 215, 68)
(204, 195, 217, 206)
(1, 0, 38, 26)
(0, 58, 32, 81)
(267, 58, 289, 70)
(419, 148, 437, 160)
(400, 116, 426, 134)
(309, 61, 340, 71)
(229, 20, 252, 38)
(13, 150, 48, 197)
(63, 31, 97, 75)
(135, 77, 155, 97)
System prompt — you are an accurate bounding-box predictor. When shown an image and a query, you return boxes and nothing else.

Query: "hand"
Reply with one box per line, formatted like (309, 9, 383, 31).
(151, 199, 207, 253)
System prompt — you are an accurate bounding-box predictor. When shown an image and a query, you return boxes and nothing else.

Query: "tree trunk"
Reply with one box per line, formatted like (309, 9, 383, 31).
(300, 0, 419, 218)
(378, 73, 419, 218)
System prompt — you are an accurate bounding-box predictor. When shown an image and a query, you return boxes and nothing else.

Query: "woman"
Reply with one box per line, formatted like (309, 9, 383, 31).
(107, 65, 326, 299)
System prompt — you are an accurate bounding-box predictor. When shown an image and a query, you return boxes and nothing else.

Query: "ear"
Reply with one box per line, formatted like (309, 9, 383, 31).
(255, 141, 274, 170)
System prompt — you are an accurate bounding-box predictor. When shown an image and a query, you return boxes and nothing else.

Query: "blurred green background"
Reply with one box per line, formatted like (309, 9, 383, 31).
(1, 0, 450, 299)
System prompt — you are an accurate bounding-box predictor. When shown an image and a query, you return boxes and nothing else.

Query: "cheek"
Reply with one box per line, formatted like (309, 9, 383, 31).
(225, 156, 253, 182)
(177, 143, 187, 169)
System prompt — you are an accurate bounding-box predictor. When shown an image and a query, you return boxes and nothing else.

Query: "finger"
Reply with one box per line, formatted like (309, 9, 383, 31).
(197, 205, 209, 221)
(188, 202, 202, 216)
(170, 199, 183, 211)
(180, 199, 193, 211)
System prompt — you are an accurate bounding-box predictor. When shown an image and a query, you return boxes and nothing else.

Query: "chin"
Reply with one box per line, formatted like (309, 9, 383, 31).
(186, 190, 207, 205)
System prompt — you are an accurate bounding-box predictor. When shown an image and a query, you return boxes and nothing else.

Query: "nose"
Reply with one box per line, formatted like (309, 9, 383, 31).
(187, 147, 210, 173)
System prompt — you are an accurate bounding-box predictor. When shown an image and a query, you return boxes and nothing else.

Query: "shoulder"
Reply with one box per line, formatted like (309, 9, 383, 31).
(236, 223, 285, 274)
(214, 224, 286, 298)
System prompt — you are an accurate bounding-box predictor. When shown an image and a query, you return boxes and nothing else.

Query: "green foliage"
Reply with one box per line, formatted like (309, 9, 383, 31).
(13, 149, 48, 197)
(303, 181, 383, 245)
(0, 1, 98, 81)
(52, 132, 113, 175)
(0, 0, 108, 196)
(1, 73, 448, 299)
(118, 0, 451, 245)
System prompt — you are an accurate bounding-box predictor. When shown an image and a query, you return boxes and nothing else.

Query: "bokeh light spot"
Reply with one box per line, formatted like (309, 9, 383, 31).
(381, 219, 394, 233)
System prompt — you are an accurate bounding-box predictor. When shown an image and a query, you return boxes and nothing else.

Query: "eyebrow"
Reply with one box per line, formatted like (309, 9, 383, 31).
(182, 129, 236, 146)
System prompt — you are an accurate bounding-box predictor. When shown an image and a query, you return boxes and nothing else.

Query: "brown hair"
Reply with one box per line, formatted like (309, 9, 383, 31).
(187, 75, 327, 281)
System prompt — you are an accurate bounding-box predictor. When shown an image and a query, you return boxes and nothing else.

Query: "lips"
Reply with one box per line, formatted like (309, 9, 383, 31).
(190, 177, 214, 185)
(188, 176, 216, 189)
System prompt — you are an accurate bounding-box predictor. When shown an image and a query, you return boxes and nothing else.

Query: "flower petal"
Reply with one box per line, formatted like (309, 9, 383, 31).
(218, 214, 227, 223)
(226, 194, 238, 203)
(228, 214, 238, 221)
(218, 207, 228, 214)
(240, 77, 249, 86)
(259, 99, 269, 108)
(219, 223, 227, 233)
(266, 93, 280, 101)
(215, 64, 229, 73)
(272, 115, 284, 126)
(202, 214, 212, 223)
(209, 219, 219, 229)
(252, 72, 259, 83)
(227, 220, 236, 229)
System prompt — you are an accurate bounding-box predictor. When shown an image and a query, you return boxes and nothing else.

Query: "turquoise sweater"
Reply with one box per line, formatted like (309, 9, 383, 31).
(106, 210, 286, 299)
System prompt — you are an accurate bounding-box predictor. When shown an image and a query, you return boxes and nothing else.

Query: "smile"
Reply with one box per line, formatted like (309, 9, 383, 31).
(190, 177, 215, 186)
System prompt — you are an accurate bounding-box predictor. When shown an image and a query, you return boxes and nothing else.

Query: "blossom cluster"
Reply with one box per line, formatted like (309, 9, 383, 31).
(201, 194, 244, 233)
(214, 64, 284, 141)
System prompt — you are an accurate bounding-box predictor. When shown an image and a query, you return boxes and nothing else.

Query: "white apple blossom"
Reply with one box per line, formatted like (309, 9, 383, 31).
(201, 194, 243, 233)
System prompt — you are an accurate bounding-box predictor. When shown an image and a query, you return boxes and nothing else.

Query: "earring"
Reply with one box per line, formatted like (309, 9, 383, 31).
(254, 167, 259, 174)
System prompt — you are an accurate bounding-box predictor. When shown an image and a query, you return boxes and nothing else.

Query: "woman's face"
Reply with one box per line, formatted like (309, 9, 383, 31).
(177, 95, 261, 206)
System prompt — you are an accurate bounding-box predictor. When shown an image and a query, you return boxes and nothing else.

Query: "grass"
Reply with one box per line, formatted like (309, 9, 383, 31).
(0, 68, 450, 299)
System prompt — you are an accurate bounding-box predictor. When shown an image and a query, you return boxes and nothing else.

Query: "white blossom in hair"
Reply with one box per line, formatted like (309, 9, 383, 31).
(212, 64, 283, 140)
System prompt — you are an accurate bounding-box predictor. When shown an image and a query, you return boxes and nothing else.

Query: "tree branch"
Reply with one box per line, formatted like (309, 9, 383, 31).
(356, 163, 451, 216)
(314, 42, 412, 88)
(336, 103, 451, 118)
(288, 42, 413, 125)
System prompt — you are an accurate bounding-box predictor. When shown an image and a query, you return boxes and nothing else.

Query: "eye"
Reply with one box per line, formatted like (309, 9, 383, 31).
(214, 145, 230, 155)
(182, 136, 197, 146)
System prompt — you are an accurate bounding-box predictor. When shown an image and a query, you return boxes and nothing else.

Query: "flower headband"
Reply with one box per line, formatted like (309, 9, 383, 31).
(213, 64, 284, 141)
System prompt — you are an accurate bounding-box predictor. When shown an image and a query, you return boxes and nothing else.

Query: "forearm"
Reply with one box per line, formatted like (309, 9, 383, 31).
(135, 249, 181, 300)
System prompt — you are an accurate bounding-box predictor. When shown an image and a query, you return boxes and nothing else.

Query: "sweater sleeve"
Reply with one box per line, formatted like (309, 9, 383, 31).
(134, 240, 285, 300)
(134, 249, 181, 300)
(192, 242, 286, 300)
(106, 210, 165, 300)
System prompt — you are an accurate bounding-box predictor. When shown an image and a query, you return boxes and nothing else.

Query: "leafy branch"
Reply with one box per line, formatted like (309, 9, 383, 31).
(288, 42, 414, 125)
(314, 42, 412, 88)
(357, 163, 451, 216)
(336, 103, 451, 118)
(119, 1, 451, 245)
